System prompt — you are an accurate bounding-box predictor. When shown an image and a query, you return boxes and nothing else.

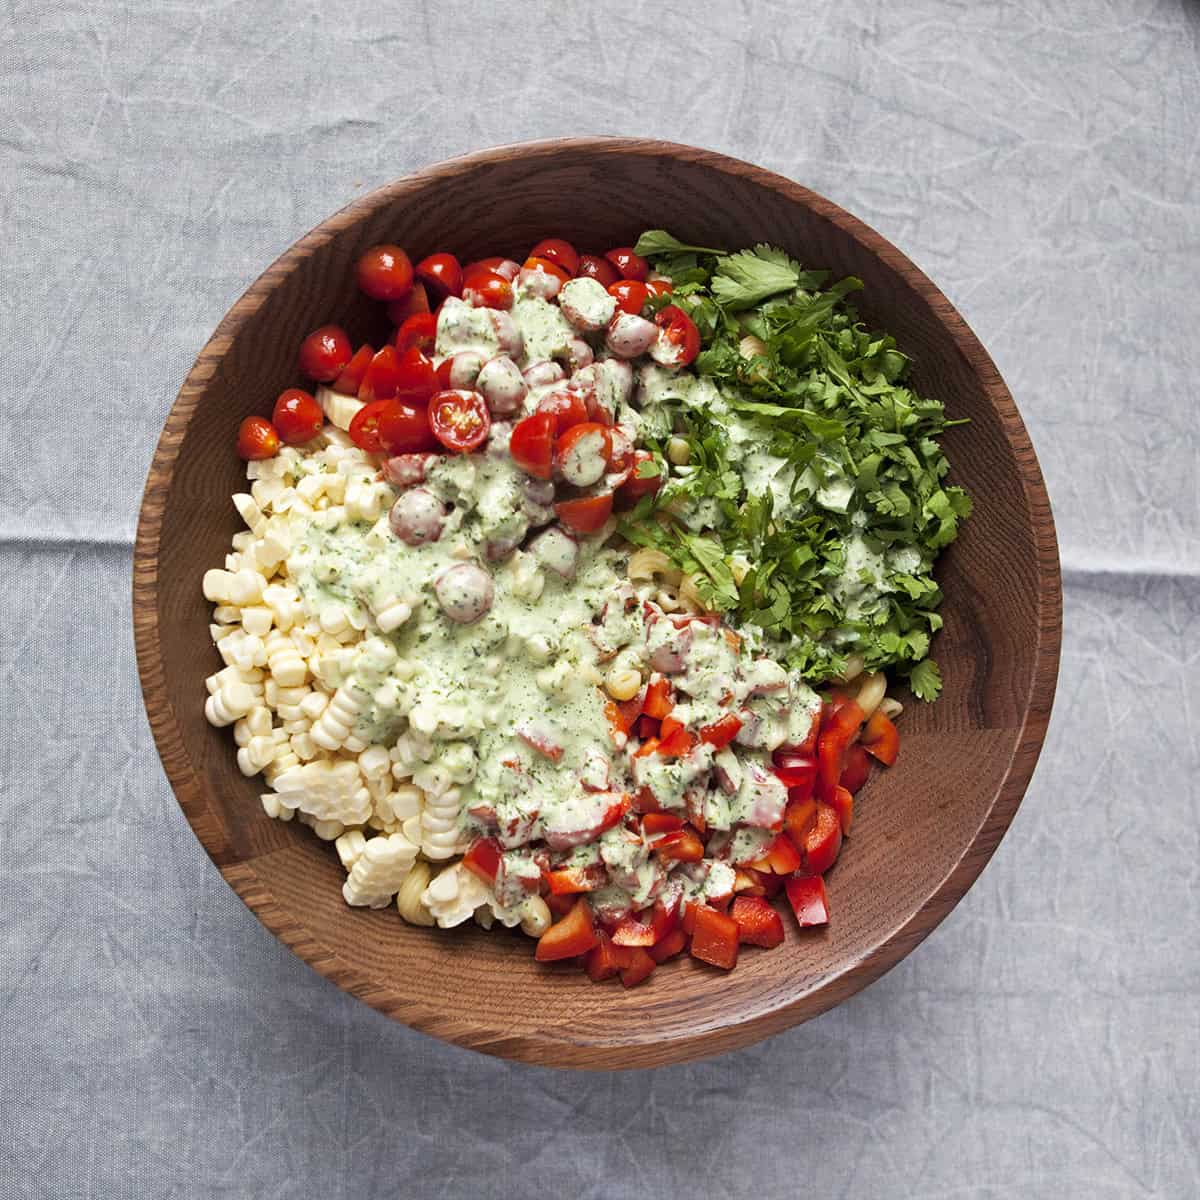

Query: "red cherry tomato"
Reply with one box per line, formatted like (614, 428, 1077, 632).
(415, 252, 463, 298)
(428, 389, 490, 454)
(358, 346, 401, 403)
(654, 304, 701, 366)
(615, 449, 662, 508)
(555, 492, 613, 534)
(385, 281, 430, 325)
(355, 244, 413, 301)
(271, 388, 323, 445)
(379, 399, 438, 454)
(535, 389, 589, 433)
(521, 255, 571, 286)
(394, 312, 437, 354)
(555, 422, 613, 486)
(529, 238, 580, 276)
(348, 399, 393, 453)
(332, 344, 374, 395)
(645, 279, 674, 299)
(605, 247, 649, 282)
(461, 267, 513, 310)
(508, 411, 556, 479)
(236, 415, 279, 460)
(576, 253, 620, 288)
(607, 279, 649, 315)
(297, 325, 351, 382)
(394, 346, 438, 404)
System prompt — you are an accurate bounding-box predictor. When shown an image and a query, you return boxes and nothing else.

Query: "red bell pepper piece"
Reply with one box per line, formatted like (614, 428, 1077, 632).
(772, 752, 816, 799)
(817, 699, 865, 802)
(546, 892, 576, 919)
(461, 836, 502, 884)
(642, 677, 674, 719)
(734, 867, 768, 896)
(800, 803, 843, 875)
(689, 906, 740, 970)
(861, 710, 900, 766)
(544, 862, 607, 895)
(632, 785, 664, 814)
(840, 743, 872, 794)
(699, 713, 742, 748)
(642, 812, 684, 836)
(730, 895, 786, 948)
(653, 826, 705, 863)
(681, 901, 701, 935)
(633, 737, 660, 758)
(647, 926, 688, 963)
(619, 946, 657, 988)
(657, 725, 697, 758)
(584, 930, 633, 981)
(829, 784, 854, 836)
(785, 875, 830, 928)
(535, 898, 600, 962)
(783, 797, 817, 852)
(604, 695, 642, 737)
(611, 913, 656, 947)
(747, 833, 803, 876)
(634, 714, 661, 741)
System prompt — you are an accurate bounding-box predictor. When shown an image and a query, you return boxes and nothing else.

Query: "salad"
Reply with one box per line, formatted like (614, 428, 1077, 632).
(202, 231, 968, 986)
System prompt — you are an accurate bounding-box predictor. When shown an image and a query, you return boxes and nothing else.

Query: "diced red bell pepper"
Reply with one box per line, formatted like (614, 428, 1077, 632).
(829, 784, 854, 836)
(611, 913, 656, 947)
(772, 752, 816, 799)
(730, 896, 786, 948)
(657, 725, 697, 758)
(619, 946, 657, 988)
(604, 695, 642, 737)
(634, 714, 661, 741)
(685, 789, 707, 834)
(734, 867, 769, 896)
(647, 926, 688, 963)
(659, 714, 684, 741)
(535, 898, 599, 962)
(650, 893, 681, 942)
(584, 930, 634, 981)
(546, 892, 576, 919)
(642, 812, 684, 836)
(461, 836, 502, 884)
(800, 803, 843, 875)
(642, 677, 674, 719)
(689, 906, 740, 970)
(861, 710, 900, 766)
(785, 875, 830, 928)
(544, 862, 607, 895)
(840, 743, 872, 794)
(747, 833, 803, 876)
(817, 699, 865, 802)
(783, 797, 817, 852)
(681, 901, 700, 935)
(632, 786, 664, 814)
(633, 737, 660, 758)
(653, 826, 705, 863)
(699, 713, 742, 748)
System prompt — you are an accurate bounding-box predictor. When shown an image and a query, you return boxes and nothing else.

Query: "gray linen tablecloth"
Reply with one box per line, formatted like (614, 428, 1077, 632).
(3, 2, 1197, 1196)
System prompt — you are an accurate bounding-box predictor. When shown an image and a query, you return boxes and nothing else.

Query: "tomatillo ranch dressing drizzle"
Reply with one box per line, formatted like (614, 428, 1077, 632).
(205, 232, 955, 983)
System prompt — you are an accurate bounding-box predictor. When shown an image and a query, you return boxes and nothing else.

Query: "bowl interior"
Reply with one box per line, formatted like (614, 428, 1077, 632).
(137, 140, 1059, 1068)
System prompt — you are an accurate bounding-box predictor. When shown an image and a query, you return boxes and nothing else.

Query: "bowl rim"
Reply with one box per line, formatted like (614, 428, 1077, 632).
(133, 136, 1062, 1068)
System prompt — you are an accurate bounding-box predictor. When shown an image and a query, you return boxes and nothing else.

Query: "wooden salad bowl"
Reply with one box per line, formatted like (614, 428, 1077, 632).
(133, 138, 1061, 1069)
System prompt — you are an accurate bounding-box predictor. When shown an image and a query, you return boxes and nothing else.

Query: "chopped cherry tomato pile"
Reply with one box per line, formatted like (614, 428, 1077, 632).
(234, 235, 696, 465)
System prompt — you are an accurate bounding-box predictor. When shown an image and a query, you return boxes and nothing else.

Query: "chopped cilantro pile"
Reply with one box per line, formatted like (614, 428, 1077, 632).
(617, 231, 972, 700)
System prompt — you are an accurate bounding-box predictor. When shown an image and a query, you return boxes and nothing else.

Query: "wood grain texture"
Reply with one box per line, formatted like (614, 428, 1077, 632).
(132, 137, 1061, 1069)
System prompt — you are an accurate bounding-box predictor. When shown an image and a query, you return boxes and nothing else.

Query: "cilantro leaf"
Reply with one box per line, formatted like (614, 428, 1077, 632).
(633, 230, 726, 257)
(907, 658, 942, 701)
(710, 245, 803, 310)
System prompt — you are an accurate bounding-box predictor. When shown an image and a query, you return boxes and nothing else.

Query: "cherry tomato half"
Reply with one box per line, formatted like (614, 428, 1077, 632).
(576, 253, 620, 288)
(348, 399, 392, 453)
(509, 411, 556, 479)
(615, 449, 662, 508)
(654, 304, 701, 367)
(271, 388, 323, 445)
(236, 415, 279, 460)
(358, 346, 401, 403)
(608, 279, 649, 316)
(428, 389, 490, 453)
(465, 256, 520, 281)
(645, 278, 674, 299)
(394, 312, 437, 354)
(394, 346, 438, 404)
(297, 325, 351, 382)
(605, 247, 649, 282)
(379, 399, 438, 454)
(356, 244, 414, 301)
(522, 255, 571, 286)
(555, 492, 614, 535)
(529, 238, 580, 276)
(385, 281, 430, 326)
(332, 344, 374, 395)
(462, 267, 513, 310)
(415, 252, 463, 298)
(535, 389, 589, 433)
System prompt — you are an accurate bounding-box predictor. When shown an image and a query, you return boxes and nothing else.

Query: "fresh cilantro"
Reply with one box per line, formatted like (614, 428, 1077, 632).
(907, 658, 942, 701)
(710, 244, 804, 310)
(633, 230, 726, 257)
